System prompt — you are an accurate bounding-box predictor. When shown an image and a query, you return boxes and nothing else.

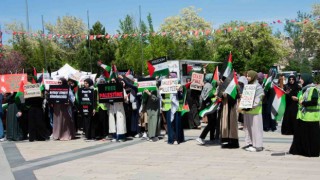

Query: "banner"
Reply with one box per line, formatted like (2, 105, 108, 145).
(44, 79, 59, 90)
(147, 57, 169, 77)
(48, 85, 69, 104)
(24, 83, 42, 99)
(239, 84, 256, 108)
(98, 83, 124, 103)
(159, 78, 179, 94)
(78, 88, 94, 116)
(0, 74, 28, 93)
(137, 78, 157, 93)
(190, 72, 204, 91)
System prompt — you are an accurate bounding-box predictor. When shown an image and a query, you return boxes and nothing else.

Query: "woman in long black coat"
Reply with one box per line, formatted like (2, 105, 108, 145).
(282, 74, 300, 135)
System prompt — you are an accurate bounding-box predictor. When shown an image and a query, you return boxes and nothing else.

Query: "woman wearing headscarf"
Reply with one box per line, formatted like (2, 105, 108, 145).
(289, 73, 320, 157)
(282, 74, 300, 135)
(52, 77, 76, 140)
(220, 73, 240, 149)
(107, 78, 128, 142)
(94, 78, 109, 139)
(196, 73, 219, 145)
(161, 73, 184, 144)
(144, 89, 160, 142)
(242, 70, 265, 152)
(81, 78, 96, 141)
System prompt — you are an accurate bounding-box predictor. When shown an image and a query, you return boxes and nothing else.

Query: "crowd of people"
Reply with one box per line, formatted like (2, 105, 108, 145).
(0, 62, 319, 158)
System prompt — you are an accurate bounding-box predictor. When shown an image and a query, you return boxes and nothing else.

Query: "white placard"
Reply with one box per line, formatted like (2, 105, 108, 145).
(190, 72, 204, 91)
(160, 78, 179, 94)
(24, 83, 42, 99)
(239, 84, 256, 108)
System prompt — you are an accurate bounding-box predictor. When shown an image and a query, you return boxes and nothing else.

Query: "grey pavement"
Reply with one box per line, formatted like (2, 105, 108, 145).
(0, 126, 320, 180)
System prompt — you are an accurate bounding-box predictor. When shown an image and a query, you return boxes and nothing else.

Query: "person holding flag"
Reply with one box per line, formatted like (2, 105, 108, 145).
(241, 70, 265, 152)
(196, 73, 220, 145)
(289, 73, 320, 157)
(219, 70, 240, 149)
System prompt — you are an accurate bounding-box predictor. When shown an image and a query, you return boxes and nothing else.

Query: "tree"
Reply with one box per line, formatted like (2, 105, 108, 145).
(159, 6, 214, 61)
(76, 21, 116, 73)
(0, 51, 25, 74)
(213, 21, 289, 73)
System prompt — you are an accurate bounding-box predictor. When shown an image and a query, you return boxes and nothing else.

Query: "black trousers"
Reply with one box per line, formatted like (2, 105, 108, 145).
(199, 112, 218, 140)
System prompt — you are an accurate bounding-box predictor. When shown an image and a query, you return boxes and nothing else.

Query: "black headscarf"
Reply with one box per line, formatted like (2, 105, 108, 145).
(300, 73, 313, 87)
(59, 77, 68, 86)
(84, 78, 93, 87)
(286, 74, 299, 90)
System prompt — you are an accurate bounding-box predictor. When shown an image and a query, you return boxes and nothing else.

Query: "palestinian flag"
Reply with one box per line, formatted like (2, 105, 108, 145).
(147, 57, 169, 77)
(271, 84, 286, 121)
(100, 63, 117, 81)
(199, 99, 221, 118)
(40, 69, 45, 91)
(224, 70, 238, 99)
(263, 75, 273, 92)
(2, 103, 8, 111)
(15, 76, 25, 104)
(32, 67, 37, 84)
(181, 86, 190, 116)
(211, 66, 219, 94)
(223, 52, 232, 78)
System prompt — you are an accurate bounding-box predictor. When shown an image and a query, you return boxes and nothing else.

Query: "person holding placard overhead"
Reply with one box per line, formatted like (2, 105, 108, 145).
(241, 70, 265, 152)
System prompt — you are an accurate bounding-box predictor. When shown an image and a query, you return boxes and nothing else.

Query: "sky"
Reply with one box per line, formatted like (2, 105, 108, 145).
(0, 0, 318, 44)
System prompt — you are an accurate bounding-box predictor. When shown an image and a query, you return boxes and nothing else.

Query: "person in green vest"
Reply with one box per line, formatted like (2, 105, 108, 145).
(242, 70, 264, 152)
(161, 73, 185, 144)
(289, 73, 320, 157)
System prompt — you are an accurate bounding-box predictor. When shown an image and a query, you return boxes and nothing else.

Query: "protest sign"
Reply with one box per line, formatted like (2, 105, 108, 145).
(239, 84, 256, 109)
(78, 88, 94, 115)
(49, 85, 69, 104)
(98, 83, 124, 103)
(159, 78, 179, 94)
(137, 78, 157, 93)
(44, 79, 59, 90)
(24, 83, 42, 99)
(0, 74, 28, 93)
(190, 72, 204, 91)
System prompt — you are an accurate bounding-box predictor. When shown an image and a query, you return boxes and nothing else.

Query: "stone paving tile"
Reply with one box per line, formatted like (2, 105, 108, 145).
(7, 126, 319, 179)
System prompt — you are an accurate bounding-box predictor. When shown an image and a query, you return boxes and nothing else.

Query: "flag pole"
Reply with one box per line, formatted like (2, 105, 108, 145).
(42, 15, 48, 70)
(87, 10, 92, 73)
(25, 0, 30, 32)
(139, 5, 144, 76)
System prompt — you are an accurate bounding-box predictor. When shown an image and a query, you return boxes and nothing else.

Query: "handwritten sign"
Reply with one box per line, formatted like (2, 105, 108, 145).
(190, 72, 204, 91)
(49, 85, 69, 104)
(239, 84, 256, 108)
(24, 83, 42, 99)
(98, 83, 124, 103)
(160, 78, 179, 94)
(0, 74, 28, 93)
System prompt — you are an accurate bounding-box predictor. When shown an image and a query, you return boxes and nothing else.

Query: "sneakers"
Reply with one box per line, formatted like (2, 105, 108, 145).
(149, 137, 159, 142)
(196, 138, 205, 145)
(142, 132, 148, 138)
(0, 138, 6, 142)
(111, 139, 118, 142)
(134, 133, 142, 138)
(242, 144, 252, 149)
(245, 146, 264, 152)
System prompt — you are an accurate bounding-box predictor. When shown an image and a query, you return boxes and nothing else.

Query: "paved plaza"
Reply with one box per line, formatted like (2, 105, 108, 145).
(1, 126, 320, 180)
